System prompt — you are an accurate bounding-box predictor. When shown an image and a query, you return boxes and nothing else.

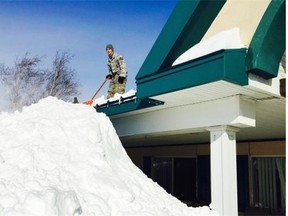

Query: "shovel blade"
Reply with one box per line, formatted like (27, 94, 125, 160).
(82, 100, 93, 105)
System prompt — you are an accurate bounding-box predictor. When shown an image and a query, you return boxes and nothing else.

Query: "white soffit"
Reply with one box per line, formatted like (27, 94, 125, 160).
(151, 80, 279, 109)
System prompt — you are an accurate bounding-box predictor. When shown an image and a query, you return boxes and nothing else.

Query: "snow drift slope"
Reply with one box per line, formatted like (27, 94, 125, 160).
(0, 97, 216, 216)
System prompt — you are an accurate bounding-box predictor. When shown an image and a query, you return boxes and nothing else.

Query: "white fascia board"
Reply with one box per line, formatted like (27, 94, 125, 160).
(112, 95, 256, 137)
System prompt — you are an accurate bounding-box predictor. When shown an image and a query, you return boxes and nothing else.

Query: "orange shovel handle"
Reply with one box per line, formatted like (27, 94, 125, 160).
(90, 78, 109, 101)
(82, 78, 109, 105)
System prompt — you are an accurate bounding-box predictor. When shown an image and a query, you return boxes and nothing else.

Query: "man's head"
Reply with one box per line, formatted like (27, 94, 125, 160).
(106, 44, 114, 56)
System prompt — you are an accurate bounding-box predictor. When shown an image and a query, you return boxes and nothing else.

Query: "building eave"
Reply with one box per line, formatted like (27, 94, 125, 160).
(136, 48, 248, 99)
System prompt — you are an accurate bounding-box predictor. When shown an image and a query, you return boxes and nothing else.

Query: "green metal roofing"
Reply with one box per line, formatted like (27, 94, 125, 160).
(246, 0, 286, 79)
(136, 0, 226, 80)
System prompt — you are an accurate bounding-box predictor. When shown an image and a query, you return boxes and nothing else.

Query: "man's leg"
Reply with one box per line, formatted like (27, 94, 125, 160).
(114, 78, 127, 95)
(107, 80, 116, 99)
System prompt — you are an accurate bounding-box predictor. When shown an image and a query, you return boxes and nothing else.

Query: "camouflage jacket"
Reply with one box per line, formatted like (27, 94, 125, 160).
(107, 52, 127, 78)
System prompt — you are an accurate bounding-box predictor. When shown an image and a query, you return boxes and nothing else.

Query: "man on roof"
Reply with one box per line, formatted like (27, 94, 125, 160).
(105, 44, 128, 99)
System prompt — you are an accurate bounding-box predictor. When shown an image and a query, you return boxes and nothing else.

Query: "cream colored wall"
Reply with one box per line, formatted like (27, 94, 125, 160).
(126, 140, 285, 170)
(202, 0, 271, 47)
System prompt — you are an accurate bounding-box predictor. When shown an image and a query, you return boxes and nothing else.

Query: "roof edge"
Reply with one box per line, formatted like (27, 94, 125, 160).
(136, 48, 248, 99)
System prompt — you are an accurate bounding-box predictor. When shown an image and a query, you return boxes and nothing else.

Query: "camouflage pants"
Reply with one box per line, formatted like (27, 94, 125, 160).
(107, 74, 127, 99)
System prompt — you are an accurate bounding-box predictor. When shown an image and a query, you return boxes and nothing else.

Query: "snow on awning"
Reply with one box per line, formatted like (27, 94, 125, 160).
(172, 28, 246, 66)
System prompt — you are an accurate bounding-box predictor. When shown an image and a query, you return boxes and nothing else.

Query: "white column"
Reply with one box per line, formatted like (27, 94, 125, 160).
(207, 125, 239, 216)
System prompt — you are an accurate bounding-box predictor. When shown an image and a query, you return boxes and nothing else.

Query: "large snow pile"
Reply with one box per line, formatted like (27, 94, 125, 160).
(0, 97, 216, 216)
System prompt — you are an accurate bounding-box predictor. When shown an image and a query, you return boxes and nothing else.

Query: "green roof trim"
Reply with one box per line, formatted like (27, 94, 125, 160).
(246, 0, 285, 79)
(137, 49, 248, 99)
(95, 97, 164, 116)
(136, 0, 226, 80)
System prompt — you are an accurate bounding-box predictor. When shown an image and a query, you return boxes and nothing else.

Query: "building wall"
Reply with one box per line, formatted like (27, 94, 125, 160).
(125, 140, 285, 170)
(125, 139, 285, 214)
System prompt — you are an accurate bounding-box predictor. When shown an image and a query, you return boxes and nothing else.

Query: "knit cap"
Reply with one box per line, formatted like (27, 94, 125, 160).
(106, 44, 114, 51)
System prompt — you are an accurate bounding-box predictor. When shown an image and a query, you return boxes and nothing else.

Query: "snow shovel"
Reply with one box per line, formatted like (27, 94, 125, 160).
(82, 78, 109, 105)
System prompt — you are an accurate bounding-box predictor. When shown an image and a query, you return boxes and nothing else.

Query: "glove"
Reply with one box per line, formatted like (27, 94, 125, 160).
(118, 76, 125, 84)
(106, 74, 112, 80)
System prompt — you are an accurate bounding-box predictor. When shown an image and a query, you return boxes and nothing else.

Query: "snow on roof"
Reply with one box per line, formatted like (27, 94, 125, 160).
(93, 89, 136, 106)
(0, 97, 216, 215)
(173, 27, 246, 66)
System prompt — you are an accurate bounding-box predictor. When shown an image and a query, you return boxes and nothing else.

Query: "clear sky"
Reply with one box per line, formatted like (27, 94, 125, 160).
(0, 0, 177, 103)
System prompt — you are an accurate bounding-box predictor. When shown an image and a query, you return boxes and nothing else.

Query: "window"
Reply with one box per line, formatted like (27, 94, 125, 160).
(151, 157, 173, 194)
(250, 157, 285, 214)
(150, 157, 197, 206)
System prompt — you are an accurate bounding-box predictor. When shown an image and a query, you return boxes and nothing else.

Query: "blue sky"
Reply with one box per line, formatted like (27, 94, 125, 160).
(0, 0, 177, 102)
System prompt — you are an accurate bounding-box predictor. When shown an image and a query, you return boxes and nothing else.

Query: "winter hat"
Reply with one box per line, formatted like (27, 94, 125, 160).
(106, 44, 114, 51)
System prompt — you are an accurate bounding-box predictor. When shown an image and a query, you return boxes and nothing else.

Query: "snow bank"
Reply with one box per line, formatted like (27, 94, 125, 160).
(0, 97, 216, 216)
(173, 27, 246, 66)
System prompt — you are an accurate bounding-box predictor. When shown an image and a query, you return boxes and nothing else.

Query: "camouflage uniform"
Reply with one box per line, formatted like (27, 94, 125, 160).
(107, 52, 127, 99)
